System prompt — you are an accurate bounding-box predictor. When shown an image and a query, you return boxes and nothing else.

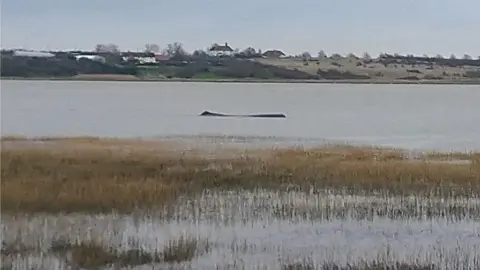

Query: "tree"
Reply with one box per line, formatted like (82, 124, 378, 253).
(242, 47, 257, 57)
(362, 52, 371, 60)
(317, 50, 327, 59)
(163, 42, 186, 56)
(347, 53, 358, 60)
(449, 54, 456, 60)
(435, 54, 443, 59)
(301, 52, 312, 60)
(423, 54, 429, 58)
(192, 49, 207, 59)
(330, 53, 343, 60)
(145, 44, 160, 53)
(463, 54, 472, 60)
(95, 44, 119, 53)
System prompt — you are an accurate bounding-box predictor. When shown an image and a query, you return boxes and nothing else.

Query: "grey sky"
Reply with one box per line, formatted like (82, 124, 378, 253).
(1, 0, 479, 57)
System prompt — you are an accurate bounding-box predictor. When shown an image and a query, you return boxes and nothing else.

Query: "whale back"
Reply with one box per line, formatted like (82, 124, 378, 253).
(199, 111, 286, 118)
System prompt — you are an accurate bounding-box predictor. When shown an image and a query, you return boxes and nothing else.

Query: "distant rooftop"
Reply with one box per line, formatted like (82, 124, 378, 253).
(12, 50, 55, 58)
(209, 43, 233, 52)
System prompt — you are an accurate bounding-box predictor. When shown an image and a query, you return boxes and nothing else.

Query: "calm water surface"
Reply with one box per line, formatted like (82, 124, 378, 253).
(1, 80, 479, 151)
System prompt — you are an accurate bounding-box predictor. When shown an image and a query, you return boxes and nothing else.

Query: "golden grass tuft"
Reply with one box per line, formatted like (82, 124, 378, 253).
(2, 138, 480, 213)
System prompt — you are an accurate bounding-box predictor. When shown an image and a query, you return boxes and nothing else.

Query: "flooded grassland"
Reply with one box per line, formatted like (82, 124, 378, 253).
(2, 137, 480, 269)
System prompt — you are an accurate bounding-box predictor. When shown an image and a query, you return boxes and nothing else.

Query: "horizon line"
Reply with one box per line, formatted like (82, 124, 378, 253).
(2, 46, 479, 59)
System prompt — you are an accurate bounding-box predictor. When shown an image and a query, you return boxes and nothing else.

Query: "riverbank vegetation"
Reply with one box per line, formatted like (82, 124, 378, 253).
(2, 137, 480, 269)
(2, 44, 480, 82)
(2, 137, 479, 214)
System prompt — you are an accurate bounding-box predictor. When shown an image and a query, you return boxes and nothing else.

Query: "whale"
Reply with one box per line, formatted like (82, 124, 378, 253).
(199, 111, 286, 118)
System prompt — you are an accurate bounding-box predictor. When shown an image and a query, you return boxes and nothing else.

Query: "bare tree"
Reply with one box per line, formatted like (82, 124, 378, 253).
(95, 43, 119, 53)
(330, 53, 343, 60)
(378, 53, 388, 58)
(317, 50, 327, 59)
(362, 52, 371, 60)
(435, 54, 443, 59)
(347, 53, 358, 59)
(463, 54, 472, 60)
(449, 54, 456, 59)
(162, 42, 186, 56)
(301, 52, 312, 60)
(423, 54, 429, 58)
(145, 44, 160, 53)
(242, 47, 257, 57)
(192, 49, 207, 59)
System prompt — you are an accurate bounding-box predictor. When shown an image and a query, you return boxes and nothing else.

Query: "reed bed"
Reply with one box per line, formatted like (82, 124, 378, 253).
(2, 137, 480, 269)
(2, 137, 480, 213)
(2, 193, 480, 270)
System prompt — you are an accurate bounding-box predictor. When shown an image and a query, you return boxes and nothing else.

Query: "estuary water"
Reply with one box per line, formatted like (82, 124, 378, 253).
(1, 80, 480, 151)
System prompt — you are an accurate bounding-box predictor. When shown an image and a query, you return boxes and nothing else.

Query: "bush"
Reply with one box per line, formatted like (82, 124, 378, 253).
(424, 74, 443, 80)
(331, 62, 342, 67)
(1, 55, 138, 77)
(464, 71, 480, 78)
(398, 76, 420, 80)
(317, 69, 370, 80)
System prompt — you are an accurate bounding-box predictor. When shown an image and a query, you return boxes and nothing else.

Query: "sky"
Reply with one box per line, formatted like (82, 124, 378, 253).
(1, 0, 479, 57)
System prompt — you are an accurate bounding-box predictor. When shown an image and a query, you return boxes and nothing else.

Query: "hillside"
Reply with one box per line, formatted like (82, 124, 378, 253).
(256, 56, 480, 81)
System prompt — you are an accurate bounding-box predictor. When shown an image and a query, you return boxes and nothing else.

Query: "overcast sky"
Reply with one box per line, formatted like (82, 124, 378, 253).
(1, 0, 479, 57)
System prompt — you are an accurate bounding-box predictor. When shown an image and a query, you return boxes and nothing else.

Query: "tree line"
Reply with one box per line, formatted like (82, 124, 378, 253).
(0, 50, 138, 77)
(2, 42, 479, 79)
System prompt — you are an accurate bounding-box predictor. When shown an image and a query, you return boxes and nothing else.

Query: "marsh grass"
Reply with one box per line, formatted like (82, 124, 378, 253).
(319, 261, 435, 270)
(50, 240, 162, 269)
(162, 235, 210, 263)
(1, 240, 36, 256)
(281, 257, 315, 270)
(45, 235, 208, 269)
(280, 256, 436, 270)
(2, 138, 480, 213)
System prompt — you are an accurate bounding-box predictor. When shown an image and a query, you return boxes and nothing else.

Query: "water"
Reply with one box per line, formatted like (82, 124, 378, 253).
(2, 80, 480, 151)
(2, 80, 480, 269)
(2, 190, 480, 269)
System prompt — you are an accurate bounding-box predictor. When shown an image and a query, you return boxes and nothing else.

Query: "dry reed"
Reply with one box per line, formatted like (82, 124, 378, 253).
(2, 138, 479, 213)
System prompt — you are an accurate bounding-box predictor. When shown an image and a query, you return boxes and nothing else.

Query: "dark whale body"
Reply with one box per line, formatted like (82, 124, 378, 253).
(200, 111, 286, 118)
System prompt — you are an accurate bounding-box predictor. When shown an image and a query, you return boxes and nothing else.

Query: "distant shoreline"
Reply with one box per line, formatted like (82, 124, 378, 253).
(2, 76, 480, 85)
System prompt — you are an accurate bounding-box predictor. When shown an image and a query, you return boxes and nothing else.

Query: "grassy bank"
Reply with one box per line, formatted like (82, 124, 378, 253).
(2, 137, 479, 214)
(3, 76, 480, 84)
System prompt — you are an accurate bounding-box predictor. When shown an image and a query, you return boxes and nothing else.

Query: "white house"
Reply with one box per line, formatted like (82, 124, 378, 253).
(75, 55, 106, 63)
(135, 56, 157, 64)
(121, 55, 158, 64)
(12, 50, 55, 58)
(208, 42, 234, 57)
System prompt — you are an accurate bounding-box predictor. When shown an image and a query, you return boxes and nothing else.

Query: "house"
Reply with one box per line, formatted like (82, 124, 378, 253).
(262, 50, 286, 58)
(208, 42, 234, 57)
(75, 55, 106, 63)
(121, 52, 157, 64)
(135, 56, 157, 64)
(12, 50, 55, 58)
